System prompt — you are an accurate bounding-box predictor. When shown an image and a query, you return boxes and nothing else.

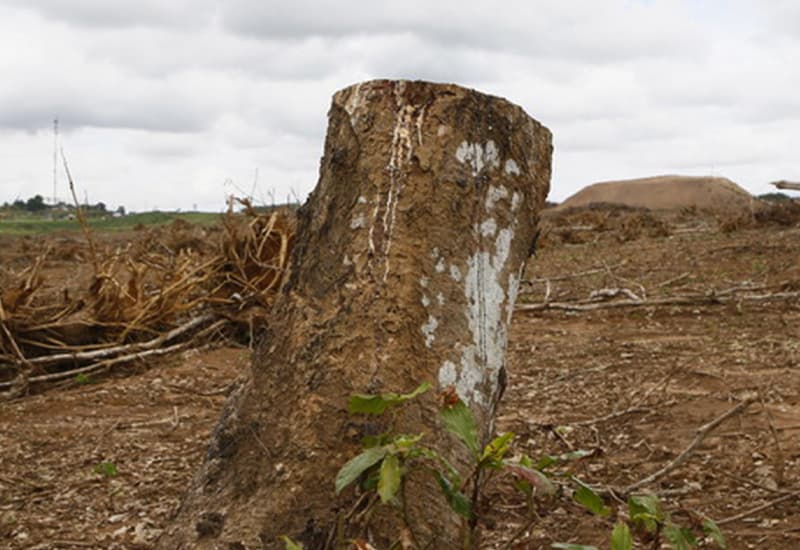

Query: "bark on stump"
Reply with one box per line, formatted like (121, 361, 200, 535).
(159, 79, 551, 549)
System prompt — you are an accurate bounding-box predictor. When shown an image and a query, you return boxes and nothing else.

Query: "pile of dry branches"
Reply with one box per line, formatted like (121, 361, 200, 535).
(0, 198, 294, 397)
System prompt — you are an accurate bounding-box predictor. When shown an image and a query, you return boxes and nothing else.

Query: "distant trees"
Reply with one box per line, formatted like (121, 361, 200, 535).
(0, 195, 125, 216)
(25, 194, 47, 211)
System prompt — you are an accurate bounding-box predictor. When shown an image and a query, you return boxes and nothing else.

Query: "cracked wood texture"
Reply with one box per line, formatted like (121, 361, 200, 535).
(158, 79, 551, 549)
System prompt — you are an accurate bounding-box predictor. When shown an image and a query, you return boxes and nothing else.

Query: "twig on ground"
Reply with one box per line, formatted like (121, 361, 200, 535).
(624, 398, 754, 493)
(716, 493, 798, 526)
(760, 395, 786, 487)
(658, 272, 690, 287)
(516, 291, 800, 313)
(500, 515, 539, 550)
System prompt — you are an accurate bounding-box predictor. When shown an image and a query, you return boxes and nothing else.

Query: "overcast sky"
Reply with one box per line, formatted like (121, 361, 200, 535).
(1, 0, 797, 212)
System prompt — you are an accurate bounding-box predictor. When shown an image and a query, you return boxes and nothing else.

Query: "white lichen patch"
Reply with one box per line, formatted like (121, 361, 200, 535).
(485, 185, 509, 211)
(439, 225, 515, 406)
(420, 276, 430, 288)
(437, 292, 446, 306)
(455, 140, 501, 176)
(479, 218, 497, 238)
(438, 361, 457, 387)
(435, 257, 446, 273)
(437, 124, 450, 137)
(511, 191, 522, 212)
(350, 214, 366, 229)
(358, 196, 368, 204)
(421, 294, 431, 308)
(504, 159, 521, 176)
(421, 315, 438, 348)
(449, 264, 462, 282)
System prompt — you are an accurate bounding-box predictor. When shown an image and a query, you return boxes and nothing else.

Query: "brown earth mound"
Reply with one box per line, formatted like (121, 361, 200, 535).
(559, 175, 760, 213)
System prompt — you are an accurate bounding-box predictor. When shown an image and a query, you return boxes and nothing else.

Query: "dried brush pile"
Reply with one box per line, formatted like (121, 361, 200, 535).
(0, 199, 294, 398)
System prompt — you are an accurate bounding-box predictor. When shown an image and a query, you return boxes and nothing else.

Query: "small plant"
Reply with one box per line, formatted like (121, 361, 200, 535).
(74, 373, 92, 385)
(93, 461, 118, 478)
(327, 382, 560, 549)
(553, 491, 726, 550)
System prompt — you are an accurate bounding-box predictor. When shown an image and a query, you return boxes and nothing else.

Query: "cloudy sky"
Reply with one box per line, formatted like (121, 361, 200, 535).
(1, 0, 798, 212)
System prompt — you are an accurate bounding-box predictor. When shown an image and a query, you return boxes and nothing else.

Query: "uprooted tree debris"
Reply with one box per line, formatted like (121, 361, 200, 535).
(0, 198, 294, 398)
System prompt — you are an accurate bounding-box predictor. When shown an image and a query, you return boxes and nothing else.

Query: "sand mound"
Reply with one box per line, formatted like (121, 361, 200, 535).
(559, 175, 759, 213)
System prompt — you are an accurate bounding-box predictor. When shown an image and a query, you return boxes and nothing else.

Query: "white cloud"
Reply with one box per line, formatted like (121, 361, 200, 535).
(0, 0, 799, 211)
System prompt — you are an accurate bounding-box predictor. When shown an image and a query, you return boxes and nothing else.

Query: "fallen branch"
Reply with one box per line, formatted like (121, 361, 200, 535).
(716, 493, 798, 526)
(0, 318, 226, 390)
(624, 398, 754, 493)
(7, 341, 188, 386)
(0, 314, 214, 370)
(772, 180, 800, 192)
(517, 291, 800, 313)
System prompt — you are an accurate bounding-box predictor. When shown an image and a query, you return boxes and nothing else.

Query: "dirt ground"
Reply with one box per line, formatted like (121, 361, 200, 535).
(1, 206, 799, 549)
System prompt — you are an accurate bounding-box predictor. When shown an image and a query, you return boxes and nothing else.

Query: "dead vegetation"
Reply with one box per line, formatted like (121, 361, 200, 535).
(0, 198, 294, 398)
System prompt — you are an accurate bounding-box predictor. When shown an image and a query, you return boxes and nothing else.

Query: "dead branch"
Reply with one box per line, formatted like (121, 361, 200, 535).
(657, 272, 690, 288)
(589, 287, 642, 302)
(517, 290, 800, 313)
(61, 148, 99, 274)
(524, 265, 617, 285)
(772, 180, 800, 192)
(9, 341, 188, 386)
(624, 398, 754, 493)
(716, 493, 798, 526)
(1, 314, 214, 369)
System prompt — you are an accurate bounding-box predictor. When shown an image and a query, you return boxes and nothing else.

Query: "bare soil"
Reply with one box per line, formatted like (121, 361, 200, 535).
(2, 206, 800, 549)
(558, 175, 759, 213)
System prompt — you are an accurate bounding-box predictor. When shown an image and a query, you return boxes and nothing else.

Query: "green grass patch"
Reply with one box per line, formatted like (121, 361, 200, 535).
(0, 211, 222, 235)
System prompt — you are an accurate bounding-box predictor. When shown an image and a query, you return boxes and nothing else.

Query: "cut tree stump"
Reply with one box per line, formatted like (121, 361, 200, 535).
(158, 79, 551, 549)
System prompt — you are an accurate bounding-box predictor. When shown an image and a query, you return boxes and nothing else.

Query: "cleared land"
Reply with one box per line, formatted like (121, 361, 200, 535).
(1, 201, 799, 549)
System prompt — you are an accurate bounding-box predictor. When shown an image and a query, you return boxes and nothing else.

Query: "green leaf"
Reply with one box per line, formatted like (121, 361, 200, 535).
(610, 521, 633, 550)
(536, 449, 595, 471)
(434, 470, 472, 519)
(663, 523, 698, 550)
(440, 400, 479, 456)
(702, 518, 727, 549)
(480, 432, 515, 468)
(574, 486, 610, 517)
(335, 447, 386, 494)
(628, 494, 663, 533)
(504, 464, 556, 496)
(378, 454, 401, 504)
(348, 382, 431, 415)
(391, 433, 424, 452)
(93, 461, 118, 478)
(536, 455, 559, 470)
(551, 544, 599, 550)
(280, 536, 304, 550)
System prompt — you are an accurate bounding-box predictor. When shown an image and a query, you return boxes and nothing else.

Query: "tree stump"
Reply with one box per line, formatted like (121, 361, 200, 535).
(158, 79, 551, 549)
